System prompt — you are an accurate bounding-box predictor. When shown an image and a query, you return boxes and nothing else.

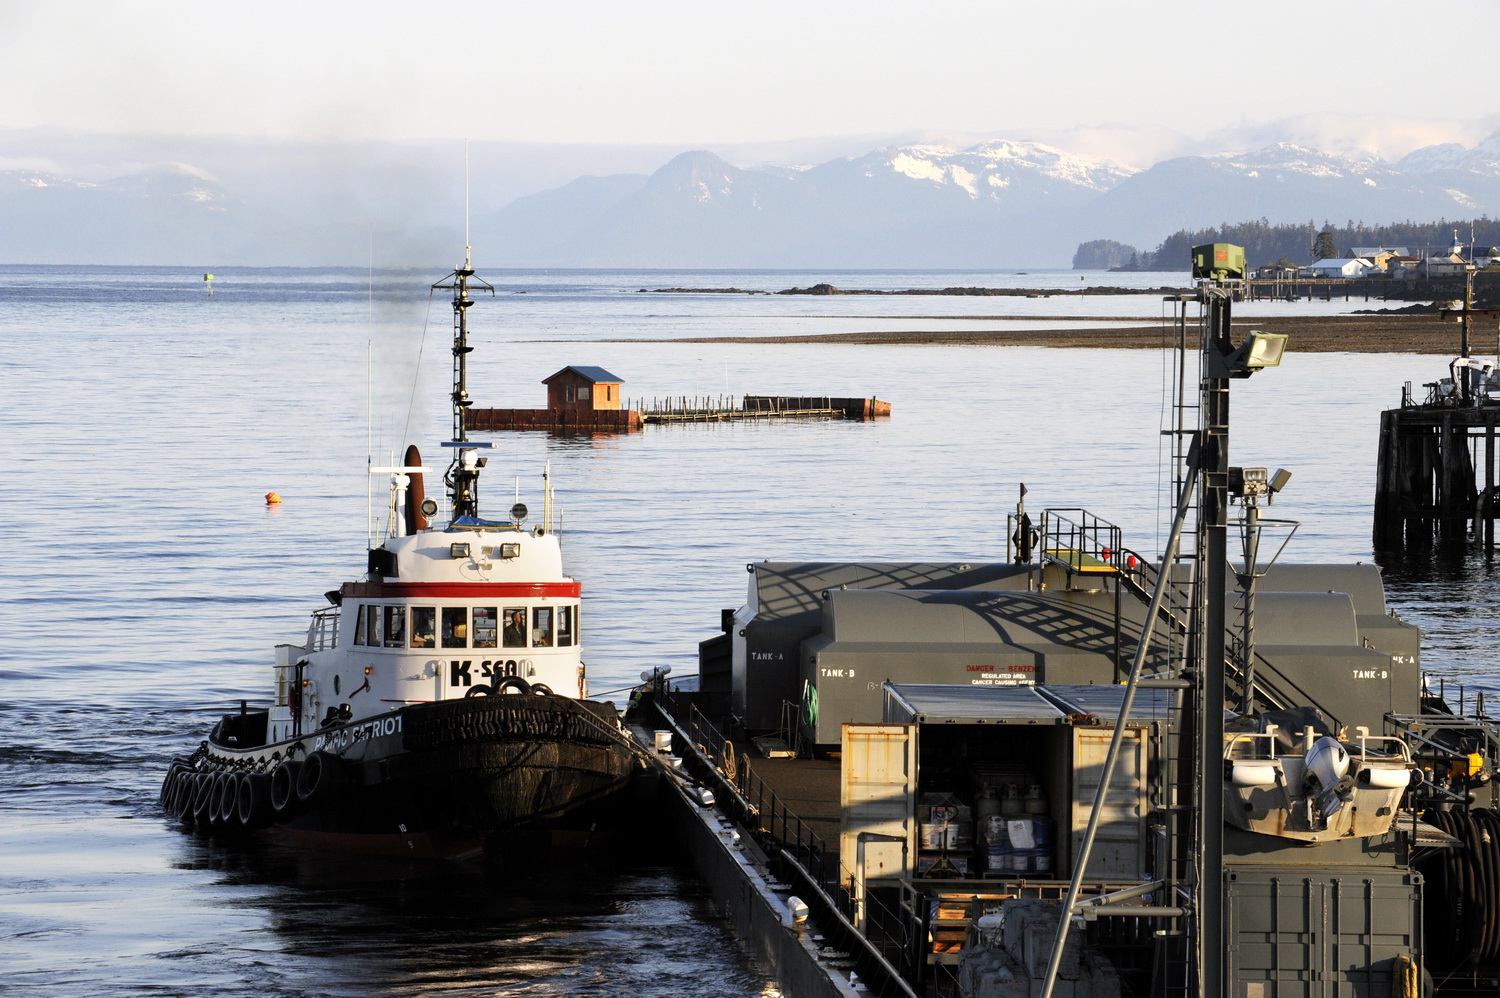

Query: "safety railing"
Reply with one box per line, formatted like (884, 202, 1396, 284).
(306, 607, 339, 652)
(652, 681, 923, 997)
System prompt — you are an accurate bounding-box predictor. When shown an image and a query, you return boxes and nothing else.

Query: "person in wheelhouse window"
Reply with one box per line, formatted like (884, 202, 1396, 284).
(503, 609, 527, 647)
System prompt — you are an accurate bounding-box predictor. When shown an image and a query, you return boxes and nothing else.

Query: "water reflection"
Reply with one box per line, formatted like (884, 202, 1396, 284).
(1378, 545, 1500, 699)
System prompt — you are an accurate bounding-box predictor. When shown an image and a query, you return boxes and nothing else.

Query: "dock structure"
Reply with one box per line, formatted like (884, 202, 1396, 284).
(467, 407, 643, 432)
(1243, 276, 1370, 301)
(1375, 376, 1500, 550)
(636, 394, 890, 425)
(467, 367, 890, 433)
(469, 365, 645, 432)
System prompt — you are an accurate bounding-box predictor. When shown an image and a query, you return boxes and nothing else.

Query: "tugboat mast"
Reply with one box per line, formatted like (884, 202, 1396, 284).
(432, 244, 494, 522)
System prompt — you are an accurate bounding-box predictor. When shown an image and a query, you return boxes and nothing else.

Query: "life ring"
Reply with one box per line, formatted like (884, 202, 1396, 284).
(270, 760, 303, 819)
(295, 750, 344, 805)
(464, 685, 494, 698)
(236, 772, 274, 829)
(496, 677, 532, 695)
(530, 683, 553, 696)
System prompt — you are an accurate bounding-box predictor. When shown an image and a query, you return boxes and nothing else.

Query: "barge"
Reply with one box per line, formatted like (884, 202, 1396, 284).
(635, 244, 1500, 997)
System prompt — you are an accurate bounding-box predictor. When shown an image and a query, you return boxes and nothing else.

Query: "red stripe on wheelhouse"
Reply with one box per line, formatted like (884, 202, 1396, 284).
(340, 581, 581, 599)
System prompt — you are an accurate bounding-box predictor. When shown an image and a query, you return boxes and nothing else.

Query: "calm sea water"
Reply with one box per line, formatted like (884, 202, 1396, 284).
(3, 265, 1498, 996)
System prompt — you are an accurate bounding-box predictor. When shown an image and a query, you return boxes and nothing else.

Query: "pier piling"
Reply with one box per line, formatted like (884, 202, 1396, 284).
(1375, 402, 1496, 550)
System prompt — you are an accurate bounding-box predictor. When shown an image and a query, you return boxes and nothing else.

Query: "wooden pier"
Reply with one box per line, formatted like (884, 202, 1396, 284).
(1375, 401, 1500, 550)
(1243, 277, 1392, 301)
(634, 395, 890, 425)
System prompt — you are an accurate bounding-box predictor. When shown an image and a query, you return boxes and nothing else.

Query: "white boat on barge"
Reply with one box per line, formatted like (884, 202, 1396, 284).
(159, 253, 649, 858)
(636, 244, 1500, 997)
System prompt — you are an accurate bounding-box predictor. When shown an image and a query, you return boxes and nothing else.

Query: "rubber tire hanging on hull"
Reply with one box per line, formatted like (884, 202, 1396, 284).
(170, 772, 195, 823)
(236, 772, 274, 829)
(270, 760, 302, 820)
(212, 771, 238, 827)
(296, 751, 344, 806)
(191, 773, 216, 825)
(160, 763, 188, 808)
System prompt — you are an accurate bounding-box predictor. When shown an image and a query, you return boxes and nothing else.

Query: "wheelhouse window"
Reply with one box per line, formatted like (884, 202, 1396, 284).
(472, 606, 498, 648)
(532, 607, 553, 647)
(364, 605, 382, 647)
(441, 607, 468, 648)
(411, 607, 436, 648)
(384, 606, 406, 648)
(503, 607, 527, 648)
(557, 605, 575, 647)
(354, 605, 369, 645)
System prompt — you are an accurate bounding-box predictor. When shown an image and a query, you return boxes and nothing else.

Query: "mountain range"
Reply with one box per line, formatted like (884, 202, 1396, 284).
(4, 124, 1500, 268)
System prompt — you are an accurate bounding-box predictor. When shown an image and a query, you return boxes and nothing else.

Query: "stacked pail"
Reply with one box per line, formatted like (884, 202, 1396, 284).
(981, 814, 1053, 875)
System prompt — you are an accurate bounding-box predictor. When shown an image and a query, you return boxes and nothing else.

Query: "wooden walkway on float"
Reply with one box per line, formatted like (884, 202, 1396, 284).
(635, 395, 890, 425)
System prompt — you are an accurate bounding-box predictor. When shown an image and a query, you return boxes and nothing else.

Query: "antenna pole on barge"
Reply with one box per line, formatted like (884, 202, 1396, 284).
(1189, 244, 1287, 997)
(1194, 282, 1233, 998)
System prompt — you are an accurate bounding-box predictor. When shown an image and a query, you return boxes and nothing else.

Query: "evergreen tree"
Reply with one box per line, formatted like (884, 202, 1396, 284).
(1312, 228, 1338, 260)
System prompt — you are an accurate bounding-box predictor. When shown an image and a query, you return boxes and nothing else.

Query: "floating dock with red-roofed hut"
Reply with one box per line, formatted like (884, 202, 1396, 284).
(466, 366, 890, 432)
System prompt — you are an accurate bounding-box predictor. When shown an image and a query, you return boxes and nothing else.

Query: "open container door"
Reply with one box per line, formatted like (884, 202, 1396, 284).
(841, 722, 917, 931)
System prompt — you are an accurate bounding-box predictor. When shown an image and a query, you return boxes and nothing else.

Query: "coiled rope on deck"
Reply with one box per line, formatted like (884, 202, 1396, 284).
(1422, 807, 1500, 970)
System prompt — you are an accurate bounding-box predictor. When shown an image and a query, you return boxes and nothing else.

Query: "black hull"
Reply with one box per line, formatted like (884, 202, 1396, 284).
(162, 694, 649, 857)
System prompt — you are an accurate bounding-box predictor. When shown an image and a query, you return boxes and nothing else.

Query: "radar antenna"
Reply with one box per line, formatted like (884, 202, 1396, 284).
(431, 250, 494, 521)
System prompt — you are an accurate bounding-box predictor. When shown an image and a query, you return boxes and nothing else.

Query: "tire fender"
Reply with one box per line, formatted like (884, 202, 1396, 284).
(296, 750, 345, 805)
(270, 760, 303, 819)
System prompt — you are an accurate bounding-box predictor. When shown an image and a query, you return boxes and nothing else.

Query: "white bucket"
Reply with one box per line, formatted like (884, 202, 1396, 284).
(653, 730, 673, 753)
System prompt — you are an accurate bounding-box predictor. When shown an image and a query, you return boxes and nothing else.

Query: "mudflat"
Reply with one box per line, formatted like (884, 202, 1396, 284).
(651, 312, 1490, 352)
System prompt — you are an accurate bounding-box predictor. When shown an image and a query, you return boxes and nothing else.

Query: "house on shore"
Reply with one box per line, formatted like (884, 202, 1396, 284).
(1301, 257, 1373, 278)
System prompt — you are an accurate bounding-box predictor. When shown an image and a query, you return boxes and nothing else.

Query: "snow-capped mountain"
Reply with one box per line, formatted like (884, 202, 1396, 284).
(478, 141, 1137, 267)
(1070, 140, 1500, 252)
(4, 123, 1500, 267)
(841, 140, 1135, 197)
(0, 165, 247, 264)
(1395, 133, 1500, 177)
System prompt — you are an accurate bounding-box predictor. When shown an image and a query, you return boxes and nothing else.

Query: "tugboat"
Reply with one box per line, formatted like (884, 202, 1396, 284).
(159, 250, 647, 858)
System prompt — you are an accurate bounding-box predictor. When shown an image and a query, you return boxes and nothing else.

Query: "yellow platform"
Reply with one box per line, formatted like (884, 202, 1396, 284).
(1044, 548, 1117, 574)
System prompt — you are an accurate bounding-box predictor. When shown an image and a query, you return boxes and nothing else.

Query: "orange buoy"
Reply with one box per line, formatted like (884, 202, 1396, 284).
(265, 491, 283, 505)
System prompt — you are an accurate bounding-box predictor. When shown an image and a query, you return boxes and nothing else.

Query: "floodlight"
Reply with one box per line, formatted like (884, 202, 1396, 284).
(1242, 331, 1288, 369)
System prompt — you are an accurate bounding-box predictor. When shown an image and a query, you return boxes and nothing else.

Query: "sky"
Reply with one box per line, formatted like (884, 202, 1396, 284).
(2, 0, 1498, 153)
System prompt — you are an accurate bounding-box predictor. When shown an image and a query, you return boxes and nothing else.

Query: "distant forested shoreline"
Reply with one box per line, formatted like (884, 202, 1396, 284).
(1074, 218, 1500, 270)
